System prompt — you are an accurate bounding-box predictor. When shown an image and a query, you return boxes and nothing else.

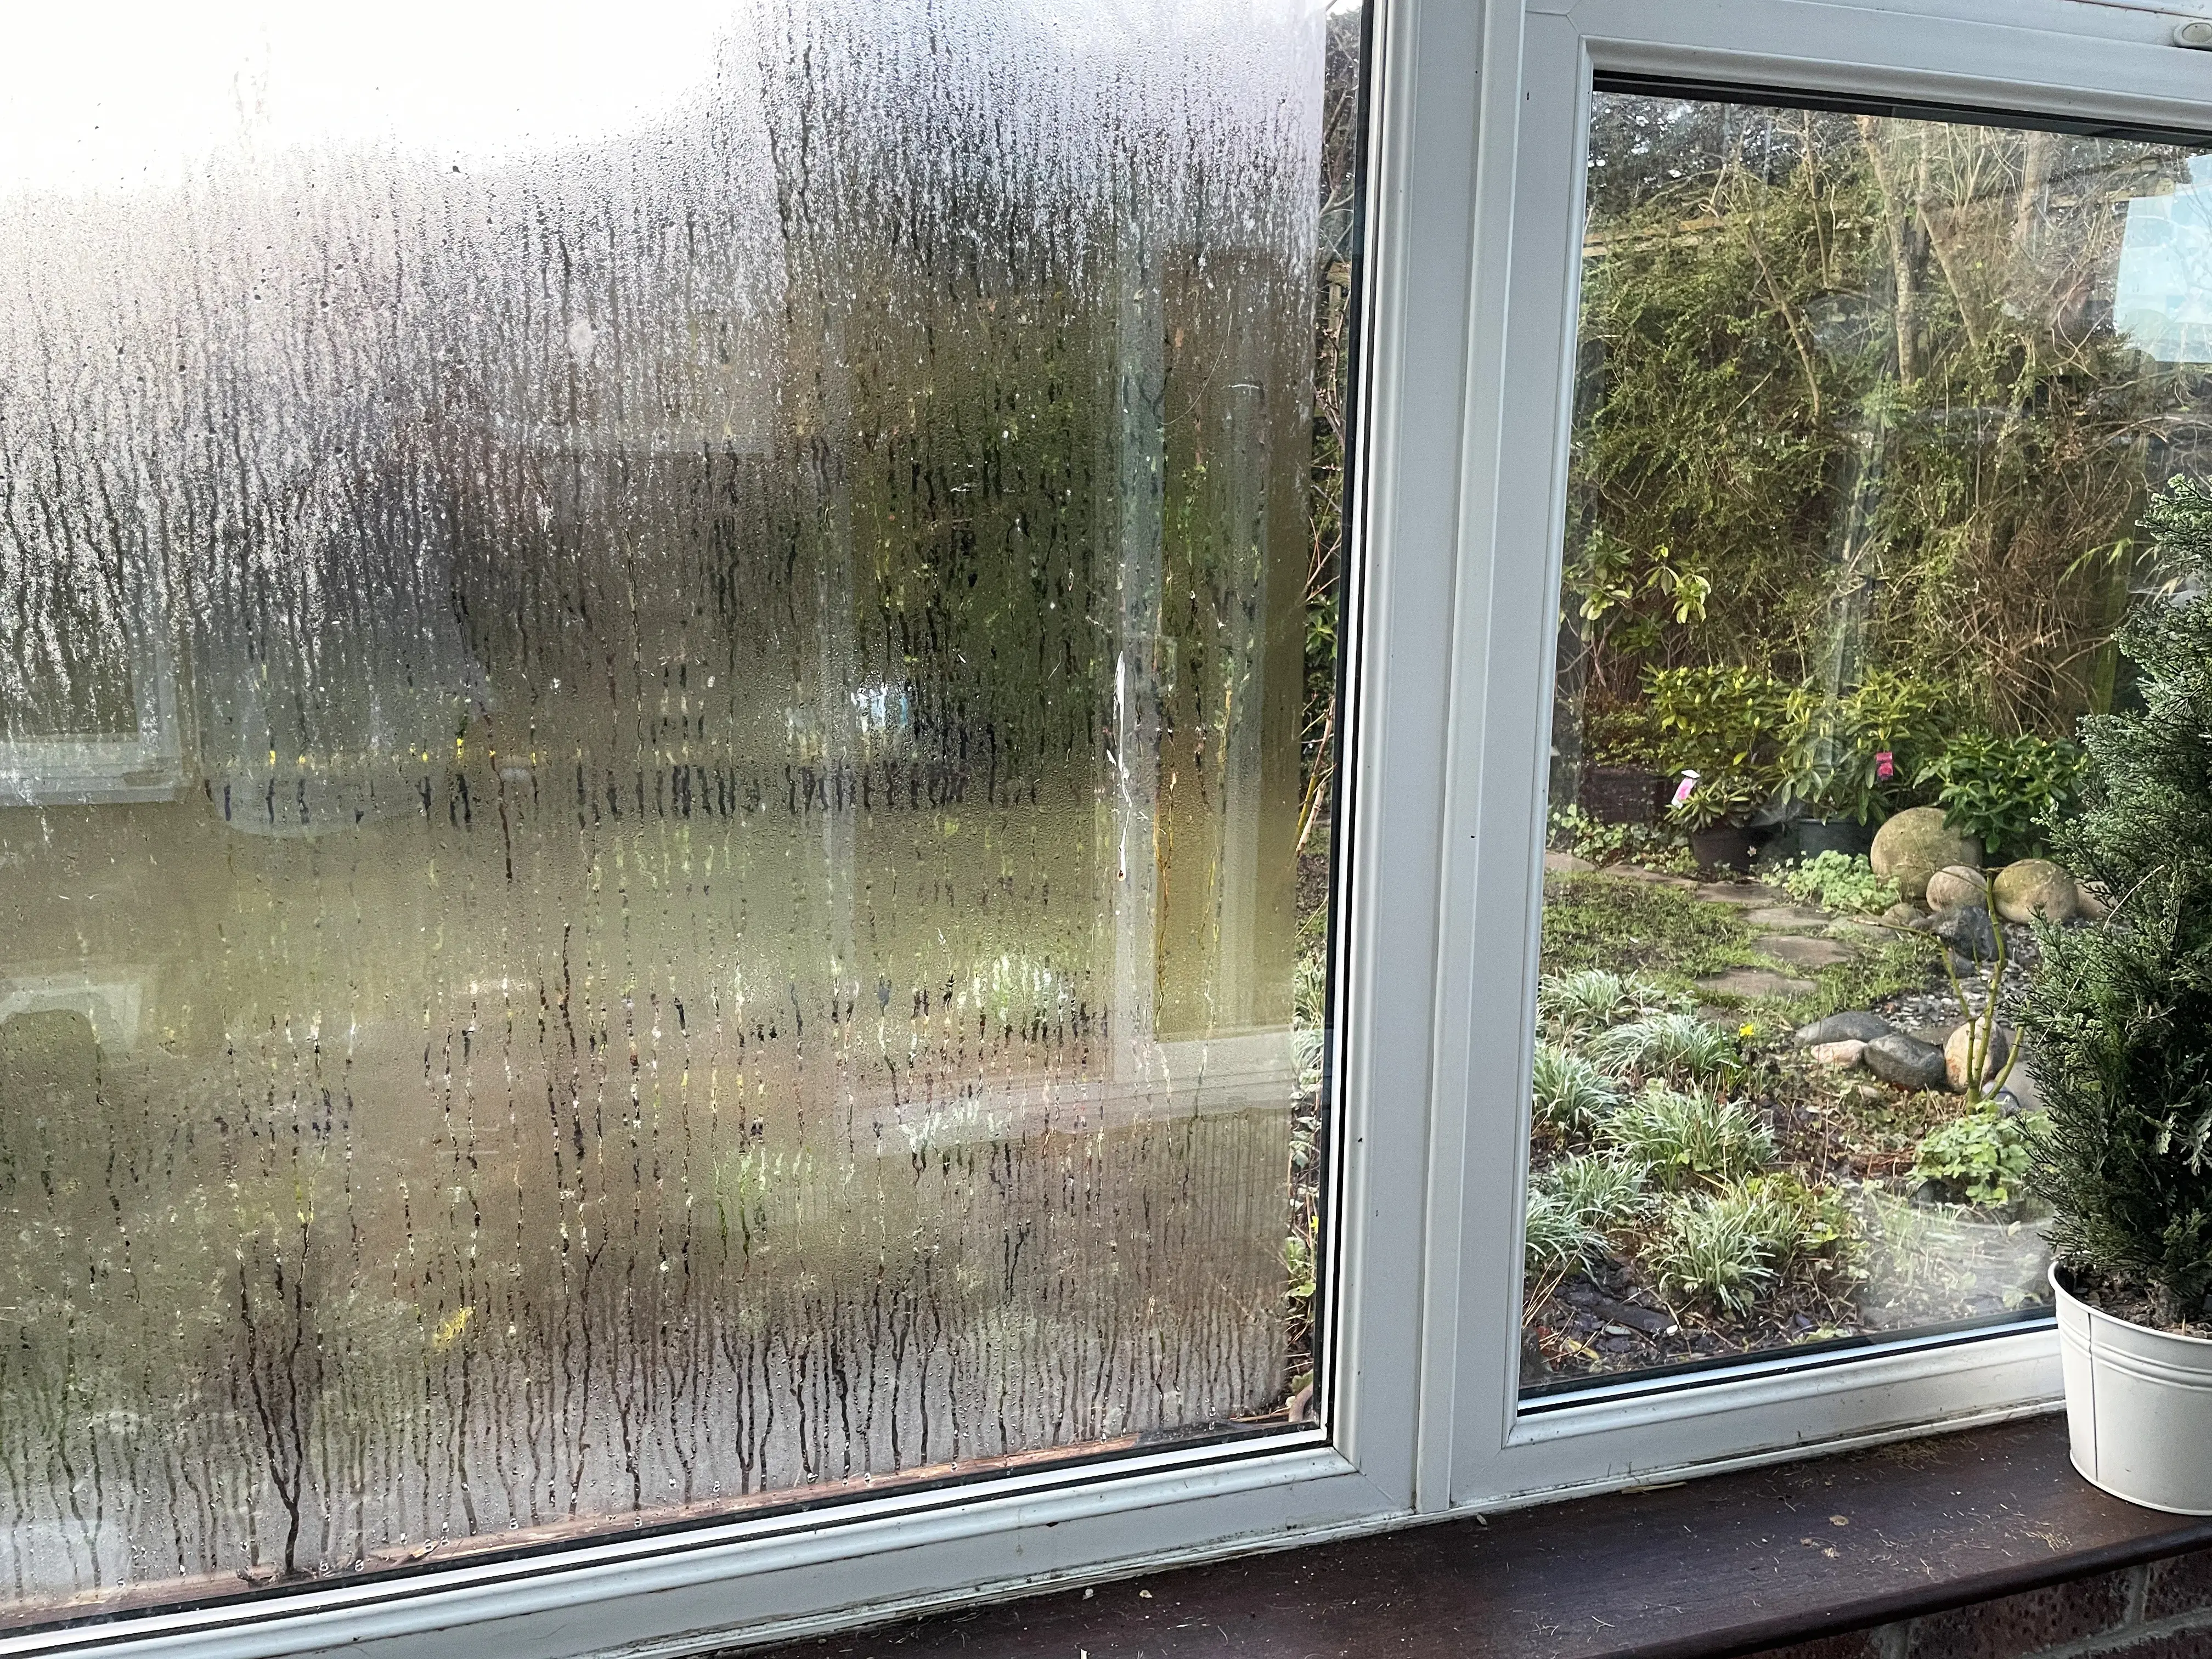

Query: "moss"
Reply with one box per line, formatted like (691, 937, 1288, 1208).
(1539, 873, 1764, 996)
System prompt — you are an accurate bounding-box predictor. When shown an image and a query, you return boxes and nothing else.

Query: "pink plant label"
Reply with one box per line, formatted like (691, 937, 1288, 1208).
(1875, 749, 1895, 781)
(1672, 770, 1700, 807)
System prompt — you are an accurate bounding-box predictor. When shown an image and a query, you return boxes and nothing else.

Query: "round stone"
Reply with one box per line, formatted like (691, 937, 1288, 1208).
(1870, 808, 1981, 904)
(1864, 1030, 1949, 1092)
(1991, 858, 2079, 924)
(1944, 1022, 2012, 1092)
(1925, 865, 1990, 912)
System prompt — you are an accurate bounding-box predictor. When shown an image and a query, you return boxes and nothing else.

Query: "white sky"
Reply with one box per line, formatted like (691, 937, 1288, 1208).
(0, 1, 744, 196)
(0, 0, 1342, 199)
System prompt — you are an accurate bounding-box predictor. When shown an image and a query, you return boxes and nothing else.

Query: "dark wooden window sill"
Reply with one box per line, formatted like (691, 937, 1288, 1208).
(738, 1415, 2212, 1659)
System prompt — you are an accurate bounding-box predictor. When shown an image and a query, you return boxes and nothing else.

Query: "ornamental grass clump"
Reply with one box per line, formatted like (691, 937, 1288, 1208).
(2018, 481, 2212, 1329)
(1648, 1186, 1780, 1312)
(1524, 1188, 1604, 1272)
(1543, 1152, 1651, 1233)
(1647, 1175, 1855, 1312)
(1585, 1013, 1742, 1084)
(1600, 1084, 1775, 1190)
(1531, 1044, 1623, 1135)
(1537, 968, 1684, 1038)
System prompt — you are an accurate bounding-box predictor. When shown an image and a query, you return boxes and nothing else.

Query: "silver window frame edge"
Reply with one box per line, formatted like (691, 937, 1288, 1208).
(1440, 0, 2211, 1513)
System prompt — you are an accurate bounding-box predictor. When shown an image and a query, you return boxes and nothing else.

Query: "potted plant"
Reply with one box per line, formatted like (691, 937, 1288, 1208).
(1781, 669, 1949, 856)
(1668, 768, 1765, 874)
(2015, 482, 2212, 1515)
(1641, 665, 1788, 873)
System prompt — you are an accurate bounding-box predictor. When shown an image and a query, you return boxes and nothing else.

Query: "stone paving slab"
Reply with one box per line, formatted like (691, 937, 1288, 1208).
(1696, 882, 1788, 906)
(1744, 905, 1832, 932)
(1756, 934, 1857, 970)
(1694, 966, 1817, 1000)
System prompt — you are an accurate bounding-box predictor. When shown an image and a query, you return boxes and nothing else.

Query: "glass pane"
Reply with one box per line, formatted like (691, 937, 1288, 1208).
(0, 0, 1358, 1621)
(1525, 91, 2210, 1392)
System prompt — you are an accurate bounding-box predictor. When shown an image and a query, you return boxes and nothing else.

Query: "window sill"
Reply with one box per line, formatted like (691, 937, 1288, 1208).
(736, 1415, 2212, 1659)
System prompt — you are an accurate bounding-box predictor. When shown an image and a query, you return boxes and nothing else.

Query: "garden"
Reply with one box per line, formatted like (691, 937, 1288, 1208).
(1504, 92, 2212, 1384)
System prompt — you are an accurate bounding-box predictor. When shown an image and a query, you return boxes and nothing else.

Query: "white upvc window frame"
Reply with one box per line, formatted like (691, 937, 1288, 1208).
(1435, 0, 2212, 1517)
(10, 4, 2212, 1656)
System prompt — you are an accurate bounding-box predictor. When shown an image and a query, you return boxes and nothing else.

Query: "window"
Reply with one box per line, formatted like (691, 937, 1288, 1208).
(1, 2, 2209, 1655)
(1523, 88, 2212, 1393)
(0, 0, 1360, 1641)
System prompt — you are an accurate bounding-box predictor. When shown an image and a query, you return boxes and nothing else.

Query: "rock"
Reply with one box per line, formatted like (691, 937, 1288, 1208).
(1587, 1293, 1675, 1336)
(1925, 865, 1990, 912)
(1992, 859, 2079, 924)
(1795, 1009, 1894, 1045)
(1943, 1022, 2012, 1092)
(1810, 1039, 1867, 1069)
(2076, 881, 2113, 921)
(1864, 1031, 1948, 1091)
(1923, 903, 1999, 962)
(1755, 934, 1857, 969)
(1882, 901, 1923, 926)
(1694, 967, 1817, 1000)
(1871, 808, 1980, 903)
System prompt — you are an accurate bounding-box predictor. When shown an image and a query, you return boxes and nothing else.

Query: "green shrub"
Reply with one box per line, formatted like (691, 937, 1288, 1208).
(1600, 1084, 1775, 1189)
(1776, 851, 1898, 915)
(1915, 732, 2086, 861)
(1782, 670, 1951, 827)
(1531, 1043, 1623, 1134)
(1914, 1104, 2036, 1206)
(2019, 481, 2212, 1323)
(1585, 1013, 1742, 1084)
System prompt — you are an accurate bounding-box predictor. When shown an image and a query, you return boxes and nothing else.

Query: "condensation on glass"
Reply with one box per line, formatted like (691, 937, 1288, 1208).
(0, 0, 1348, 1616)
(1524, 91, 2212, 1392)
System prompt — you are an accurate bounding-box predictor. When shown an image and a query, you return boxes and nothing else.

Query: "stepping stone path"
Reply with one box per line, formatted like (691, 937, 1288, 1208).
(1690, 879, 1868, 1005)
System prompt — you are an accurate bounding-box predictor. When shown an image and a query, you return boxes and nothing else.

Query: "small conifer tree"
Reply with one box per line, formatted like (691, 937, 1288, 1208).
(2018, 481, 2212, 1327)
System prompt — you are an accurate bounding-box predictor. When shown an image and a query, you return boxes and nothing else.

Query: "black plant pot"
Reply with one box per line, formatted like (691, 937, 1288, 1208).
(1689, 823, 1759, 876)
(1797, 817, 1873, 859)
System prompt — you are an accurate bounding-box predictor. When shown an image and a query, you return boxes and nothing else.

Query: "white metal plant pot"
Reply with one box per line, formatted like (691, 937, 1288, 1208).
(2054, 1266, 2212, 1515)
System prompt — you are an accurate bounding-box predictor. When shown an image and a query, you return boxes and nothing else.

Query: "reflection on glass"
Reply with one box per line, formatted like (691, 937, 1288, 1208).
(1525, 92, 2212, 1391)
(0, 0, 1354, 1618)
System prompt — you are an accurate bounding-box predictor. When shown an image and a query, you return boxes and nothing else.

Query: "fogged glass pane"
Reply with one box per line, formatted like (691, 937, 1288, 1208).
(0, 0, 1354, 1617)
(1524, 93, 2212, 1392)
